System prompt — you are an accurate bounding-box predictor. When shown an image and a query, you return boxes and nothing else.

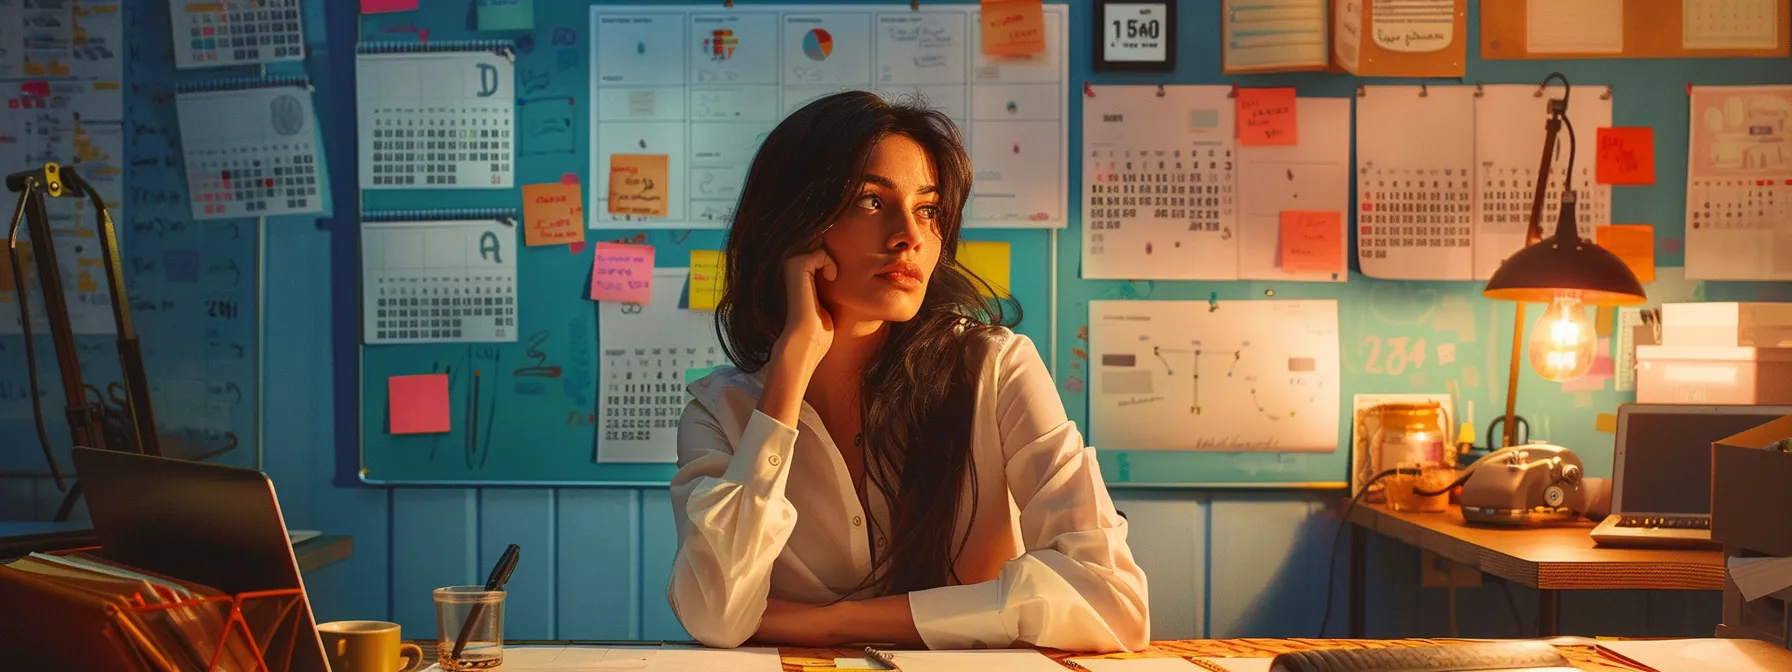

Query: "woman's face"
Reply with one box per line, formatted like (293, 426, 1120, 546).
(817, 133, 945, 325)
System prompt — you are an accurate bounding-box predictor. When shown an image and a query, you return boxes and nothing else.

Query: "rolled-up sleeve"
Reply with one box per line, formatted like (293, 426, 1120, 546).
(907, 335, 1151, 652)
(667, 403, 800, 648)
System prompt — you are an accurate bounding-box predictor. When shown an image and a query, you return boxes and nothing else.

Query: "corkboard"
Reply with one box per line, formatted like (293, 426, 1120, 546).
(1482, 0, 1790, 60)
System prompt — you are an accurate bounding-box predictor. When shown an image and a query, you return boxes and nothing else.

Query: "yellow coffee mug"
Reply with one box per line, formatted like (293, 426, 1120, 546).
(317, 621, 423, 672)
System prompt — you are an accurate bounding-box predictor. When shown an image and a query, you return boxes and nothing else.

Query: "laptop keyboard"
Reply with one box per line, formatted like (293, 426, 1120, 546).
(1615, 515, 1711, 530)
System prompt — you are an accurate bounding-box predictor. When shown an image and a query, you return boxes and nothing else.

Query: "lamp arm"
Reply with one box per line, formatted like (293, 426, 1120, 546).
(1504, 74, 1572, 449)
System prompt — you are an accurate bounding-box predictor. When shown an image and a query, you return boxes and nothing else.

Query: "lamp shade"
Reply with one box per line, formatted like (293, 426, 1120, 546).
(1483, 232, 1647, 306)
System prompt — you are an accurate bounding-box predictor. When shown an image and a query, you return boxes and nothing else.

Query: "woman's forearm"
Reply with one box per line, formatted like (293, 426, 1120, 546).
(755, 344, 816, 428)
(833, 594, 924, 646)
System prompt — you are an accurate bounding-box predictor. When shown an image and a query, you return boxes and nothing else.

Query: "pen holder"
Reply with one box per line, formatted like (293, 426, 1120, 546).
(434, 586, 505, 670)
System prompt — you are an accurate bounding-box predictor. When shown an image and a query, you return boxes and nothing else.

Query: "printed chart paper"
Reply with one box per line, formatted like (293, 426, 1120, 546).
(1090, 299, 1340, 452)
(1472, 84, 1611, 279)
(176, 85, 324, 220)
(1355, 85, 1475, 280)
(597, 267, 728, 463)
(360, 219, 518, 344)
(1525, 0, 1623, 54)
(1683, 0, 1779, 49)
(1222, 0, 1328, 72)
(589, 5, 1068, 229)
(1082, 85, 1237, 280)
(169, 0, 306, 69)
(357, 51, 515, 189)
(1685, 86, 1792, 280)
(1238, 97, 1350, 281)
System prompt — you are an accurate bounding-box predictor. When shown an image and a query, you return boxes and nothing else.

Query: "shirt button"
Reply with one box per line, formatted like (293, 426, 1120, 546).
(767, 454, 781, 467)
(852, 516, 862, 527)
(876, 537, 885, 548)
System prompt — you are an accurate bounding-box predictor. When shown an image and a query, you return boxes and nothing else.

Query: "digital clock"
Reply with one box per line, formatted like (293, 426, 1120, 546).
(1093, 0, 1176, 72)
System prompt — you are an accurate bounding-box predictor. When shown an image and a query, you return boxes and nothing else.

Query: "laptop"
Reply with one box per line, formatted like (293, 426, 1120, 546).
(1591, 403, 1792, 549)
(71, 446, 329, 672)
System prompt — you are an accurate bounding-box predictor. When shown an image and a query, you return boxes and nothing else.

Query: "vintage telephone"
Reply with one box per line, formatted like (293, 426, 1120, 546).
(1452, 442, 1608, 525)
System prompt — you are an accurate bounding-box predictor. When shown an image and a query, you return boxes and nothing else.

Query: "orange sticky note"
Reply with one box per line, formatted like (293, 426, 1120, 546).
(388, 374, 450, 434)
(1279, 210, 1344, 274)
(607, 154, 669, 218)
(522, 183, 585, 247)
(590, 243, 654, 304)
(1595, 127, 1655, 186)
(1596, 224, 1655, 283)
(1237, 87, 1298, 146)
(980, 0, 1046, 57)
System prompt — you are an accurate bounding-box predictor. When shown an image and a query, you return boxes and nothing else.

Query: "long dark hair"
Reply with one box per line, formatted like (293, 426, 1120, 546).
(715, 91, 1017, 594)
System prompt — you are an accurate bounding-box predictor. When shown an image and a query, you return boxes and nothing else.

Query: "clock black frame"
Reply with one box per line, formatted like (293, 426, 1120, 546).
(1092, 0, 1177, 72)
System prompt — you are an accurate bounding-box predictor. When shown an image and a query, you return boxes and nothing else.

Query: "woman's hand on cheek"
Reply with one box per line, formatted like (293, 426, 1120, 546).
(776, 247, 838, 369)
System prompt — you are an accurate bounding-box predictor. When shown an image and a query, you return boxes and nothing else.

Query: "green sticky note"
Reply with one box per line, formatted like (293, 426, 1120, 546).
(476, 0, 534, 31)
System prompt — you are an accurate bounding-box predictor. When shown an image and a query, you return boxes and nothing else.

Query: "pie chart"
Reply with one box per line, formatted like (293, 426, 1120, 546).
(802, 28, 833, 61)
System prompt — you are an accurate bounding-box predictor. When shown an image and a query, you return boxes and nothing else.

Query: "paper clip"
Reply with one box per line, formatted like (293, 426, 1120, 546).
(1083, 81, 1096, 98)
(1355, 85, 1366, 97)
(1155, 84, 1166, 98)
(1474, 81, 1484, 97)
(1208, 292, 1219, 312)
(1419, 84, 1428, 97)
(1601, 86, 1613, 100)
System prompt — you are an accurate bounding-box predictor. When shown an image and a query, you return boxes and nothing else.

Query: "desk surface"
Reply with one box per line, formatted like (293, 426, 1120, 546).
(422, 639, 1648, 671)
(1348, 502, 1725, 591)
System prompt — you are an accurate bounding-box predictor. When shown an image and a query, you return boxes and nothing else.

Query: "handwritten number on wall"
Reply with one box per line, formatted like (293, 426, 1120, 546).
(1362, 336, 1427, 376)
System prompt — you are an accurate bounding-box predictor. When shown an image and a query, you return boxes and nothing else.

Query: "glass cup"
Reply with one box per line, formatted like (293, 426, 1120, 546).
(434, 586, 505, 670)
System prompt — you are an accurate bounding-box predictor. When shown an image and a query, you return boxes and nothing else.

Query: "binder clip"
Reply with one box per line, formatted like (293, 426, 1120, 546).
(1228, 83, 1238, 98)
(723, 0, 733, 7)
(1601, 86, 1613, 100)
(1355, 85, 1366, 97)
(911, 0, 920, 9)
(1208, 292, 1219, 312)
(1474, 81, 1484, 97)
(1083, 81, 1096, 98)
(1419, 84, 1428, 98)
(1155, 84, 1166, 98)
(1685, 82, 1694, 96)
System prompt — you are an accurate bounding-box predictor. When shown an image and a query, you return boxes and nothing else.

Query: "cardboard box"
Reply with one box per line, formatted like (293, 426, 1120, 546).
(1636, 345, 1792, 405)
(1663, 302, 1792, 348)
(1712, 415, 1792, 558)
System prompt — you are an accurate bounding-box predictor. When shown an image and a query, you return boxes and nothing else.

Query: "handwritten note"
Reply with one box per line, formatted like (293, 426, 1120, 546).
(388, 374, 450, 434)
(1596, 224, 1656, 283)
(361, 0, 417, 13)
(591, 243, 655, 304)
(690, 250, 726, 311)
(1237, 87, 1298, 146)
(522, 183, 585, 247)
(608, 154, 670, 218)
(1279, 210, 1344, 273)
(980, 0, 1047, 56)
(1596, 127, 1655, 185)
(958, 241, 1012, 298)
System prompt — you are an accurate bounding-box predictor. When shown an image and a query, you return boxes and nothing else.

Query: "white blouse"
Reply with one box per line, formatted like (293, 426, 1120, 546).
(667, 328, 1150, 652)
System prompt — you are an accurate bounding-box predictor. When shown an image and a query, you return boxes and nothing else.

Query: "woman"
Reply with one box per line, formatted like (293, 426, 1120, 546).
(669, 91, 1149, 652)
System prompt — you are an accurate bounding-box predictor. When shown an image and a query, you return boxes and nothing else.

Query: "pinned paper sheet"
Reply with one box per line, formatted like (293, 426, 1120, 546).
(608, 154, 670, 218)
(1596, 224, 1655, 283)
(361, 0, 417, 13)
(1279, 211, 1344, 273)
(1596, 127, 1655, 185)
(690, 250, 726, 311)
(476, 0, 534, 31)
(590, 243, 654, 304)
(980, 0, 1047, 56)
(522, 183, 585, 247)
(388, 374, 450, 434)
(958, 241, 1012, 298)
(1237, 87, 1298, 146)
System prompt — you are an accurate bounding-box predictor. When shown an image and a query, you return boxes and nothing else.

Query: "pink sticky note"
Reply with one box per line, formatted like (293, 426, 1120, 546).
(388, 374, 449, 434)
(591, 243, 655, 304)
(361, 0, 417, 13)
(561, 173, 580, 186)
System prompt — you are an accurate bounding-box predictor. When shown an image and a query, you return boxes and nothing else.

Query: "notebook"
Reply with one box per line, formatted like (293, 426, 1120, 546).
(864, 649, 1065, 672)
(1069, 658, 1208, 670)
(1598, 639, 1792, 672)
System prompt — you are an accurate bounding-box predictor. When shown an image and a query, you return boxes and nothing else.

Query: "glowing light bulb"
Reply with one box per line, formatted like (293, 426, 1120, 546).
(1528, 293, 1596, 382)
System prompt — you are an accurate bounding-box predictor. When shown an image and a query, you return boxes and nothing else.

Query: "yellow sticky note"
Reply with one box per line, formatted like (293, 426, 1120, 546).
(979, 0, 1046, 56)
(690, 250, 725, 311)
(607, 154, 670, 218)
(522, 182, 585, 247)
(958, 241, 1011, 298)
(1595, 413, 1618, 434)
(1595, 224, 1655, 283)
(1595, 306, 1614, 337)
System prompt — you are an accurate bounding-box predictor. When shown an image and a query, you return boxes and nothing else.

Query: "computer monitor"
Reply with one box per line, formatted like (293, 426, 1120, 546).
(71, 446, 329, 672)
(1612, 404, 1792, 515)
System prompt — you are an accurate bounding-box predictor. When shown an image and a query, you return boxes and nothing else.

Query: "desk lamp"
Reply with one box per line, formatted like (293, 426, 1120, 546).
(1454, 73, 1646, 524)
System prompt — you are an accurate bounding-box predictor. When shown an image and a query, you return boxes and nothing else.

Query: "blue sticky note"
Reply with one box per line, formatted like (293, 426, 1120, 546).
(164, 250, 200, 283)
(476, 0, 534, 30)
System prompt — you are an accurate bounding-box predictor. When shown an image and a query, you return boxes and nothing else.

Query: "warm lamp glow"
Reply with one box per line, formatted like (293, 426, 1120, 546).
(1528, 293, 1596, 382)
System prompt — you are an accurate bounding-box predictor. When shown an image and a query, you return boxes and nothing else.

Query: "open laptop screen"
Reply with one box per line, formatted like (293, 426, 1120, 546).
(1619, 405, 1792, 515)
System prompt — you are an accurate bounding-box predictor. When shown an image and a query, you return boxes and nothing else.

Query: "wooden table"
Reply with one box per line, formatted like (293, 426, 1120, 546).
(421, 638, 1651, 671)
(1347, 502, 1724, 637)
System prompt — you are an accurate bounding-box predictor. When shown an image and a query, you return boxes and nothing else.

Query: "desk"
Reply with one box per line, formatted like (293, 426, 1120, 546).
(418, 639, 1649, 671)
(1347, 503, 1724, 637)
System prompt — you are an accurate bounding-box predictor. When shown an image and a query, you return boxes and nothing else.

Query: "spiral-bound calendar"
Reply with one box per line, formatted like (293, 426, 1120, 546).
(357, 43, 516, 190)
(360, 210, 519, 344)
(170, 0, 306, 69)
(176, 78, 324, 220)
(596, 267, 728, 464)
